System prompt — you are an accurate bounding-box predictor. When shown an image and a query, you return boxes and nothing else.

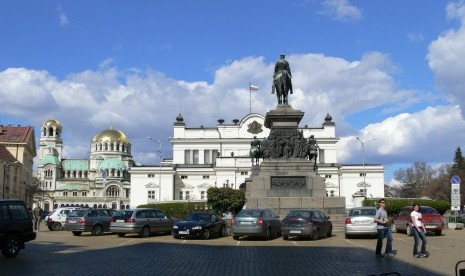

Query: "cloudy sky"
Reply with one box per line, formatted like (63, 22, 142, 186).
(1, 1, 465, 185)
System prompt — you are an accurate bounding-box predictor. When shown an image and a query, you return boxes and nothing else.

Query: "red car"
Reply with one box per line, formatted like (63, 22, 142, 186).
(391, 205, 444, 236)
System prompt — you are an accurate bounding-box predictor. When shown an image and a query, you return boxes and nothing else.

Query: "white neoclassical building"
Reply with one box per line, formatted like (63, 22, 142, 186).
(130, 112, 385, 209)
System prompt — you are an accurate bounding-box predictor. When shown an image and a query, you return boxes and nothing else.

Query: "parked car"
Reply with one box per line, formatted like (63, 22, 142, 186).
(110, 208, 175, 237)
(46, 207, 81, 231)
(391, 205, 444, 236)
(231, 208, 281, 240)
(0, 200, 36, 257)
(65, 208, 116, 236)
(344, 207, 378, 238)
(281, 209, 332, 240)
(172, 212, 227, 240)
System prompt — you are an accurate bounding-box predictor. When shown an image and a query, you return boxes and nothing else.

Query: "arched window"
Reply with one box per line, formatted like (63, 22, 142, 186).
(48, 127, 53, 137)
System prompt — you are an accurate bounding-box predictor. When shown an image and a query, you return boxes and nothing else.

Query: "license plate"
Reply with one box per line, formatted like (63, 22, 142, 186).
(179, 231, 189, 234)
(68, 221, 76, 224)
(241, 221, 253, 224)
(290, 230, 301, 234)
(116, 220, 124, 223)
(425, 225, 436, 229)
(355, 220, 371, 224)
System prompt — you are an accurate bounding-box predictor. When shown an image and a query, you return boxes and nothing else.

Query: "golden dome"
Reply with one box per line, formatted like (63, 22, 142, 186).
(92, 128, 129, 143)
(43, 119, 62, 129)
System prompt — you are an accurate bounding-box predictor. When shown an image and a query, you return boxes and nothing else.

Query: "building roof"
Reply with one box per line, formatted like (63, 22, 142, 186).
(0, 124, 37, 156)
(98, 158, 127, 170)
(38, 155, 62, 166)
(62, 159, 89, 170)
(0, 144, 17, 163)
(92, 128, 129, 143)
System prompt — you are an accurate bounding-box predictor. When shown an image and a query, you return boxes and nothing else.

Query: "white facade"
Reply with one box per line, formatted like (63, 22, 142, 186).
(129, 112, 385, 209)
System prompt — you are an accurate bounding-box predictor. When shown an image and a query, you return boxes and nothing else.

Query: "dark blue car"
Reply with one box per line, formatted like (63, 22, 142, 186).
(172, 212, 227, 240)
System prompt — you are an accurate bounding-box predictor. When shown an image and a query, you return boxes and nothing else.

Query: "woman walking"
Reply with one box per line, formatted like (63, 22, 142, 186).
(411, 203, 428, 258)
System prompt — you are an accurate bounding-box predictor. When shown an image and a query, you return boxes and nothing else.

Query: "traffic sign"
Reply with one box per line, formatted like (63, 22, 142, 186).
(451, 175, 461, 184)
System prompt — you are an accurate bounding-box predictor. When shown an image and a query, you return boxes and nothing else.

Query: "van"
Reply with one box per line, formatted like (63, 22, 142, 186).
(46, 207, 81, 231)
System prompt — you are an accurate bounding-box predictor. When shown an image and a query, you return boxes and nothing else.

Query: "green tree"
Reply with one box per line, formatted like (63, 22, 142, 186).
(207, 187, 245, 215)
(453, 147, 465, 169)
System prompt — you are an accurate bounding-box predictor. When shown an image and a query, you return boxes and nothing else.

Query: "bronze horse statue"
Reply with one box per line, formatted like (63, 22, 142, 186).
(250, 137, 263, 165)
(272, 55, 293, 105)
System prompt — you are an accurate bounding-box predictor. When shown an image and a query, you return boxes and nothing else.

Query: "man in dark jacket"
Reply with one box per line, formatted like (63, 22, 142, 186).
(32, 203, 43, 232)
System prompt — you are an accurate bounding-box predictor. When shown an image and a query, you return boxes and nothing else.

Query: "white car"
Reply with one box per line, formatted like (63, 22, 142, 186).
(46, 207, 81, 231)
(344, 207, 378, 238)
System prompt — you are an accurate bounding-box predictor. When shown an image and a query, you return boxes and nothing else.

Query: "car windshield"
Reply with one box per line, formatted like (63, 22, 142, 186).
(237, 210, 264, 218)
(68, 210, 87, 217)
(421, 207, 439, 215)
(286, 211, 312, 219)
(185, 213, 212, 222)
(350, 209, 376, 217)
(113, 210, 133, 219)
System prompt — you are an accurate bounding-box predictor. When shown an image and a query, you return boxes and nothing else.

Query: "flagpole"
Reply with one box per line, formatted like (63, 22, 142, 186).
(249, 81, 252, 114)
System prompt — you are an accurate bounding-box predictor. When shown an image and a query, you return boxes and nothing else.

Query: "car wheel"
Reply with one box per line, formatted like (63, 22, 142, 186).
(48, 225, 53, 231)
(140, 226, 151, 238)
(311, 229, 319, 241)
(91, 225, 103, 236)
(172, 231, 180, 239)
(282, 235, 289, 240)
(1, 235, 21, 258)
(72, 231, 82, 236)
(390, 223, 397, 233)
(202, 229, 210, 240)
(51, 222, 61, 231)
(117, 233, 126, 237)
(232, 235, 239, 241)
(406, 225, 413, 236)
(435, 230, 442, 236)
(265, 227, 271, 240)
(219, 226, 227, 237)
(345, 233, 349, 239)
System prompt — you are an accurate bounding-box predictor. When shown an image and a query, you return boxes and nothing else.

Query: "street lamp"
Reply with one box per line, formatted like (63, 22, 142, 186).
(148, 137, 163, 202)
(355, 137, 377, 197)
(2, 160, 20, 199)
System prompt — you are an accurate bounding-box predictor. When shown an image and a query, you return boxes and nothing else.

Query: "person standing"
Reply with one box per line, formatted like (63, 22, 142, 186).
(411, 203, 428, 258)
(374, 198, 394, 257)
(32, 203, 43, 232)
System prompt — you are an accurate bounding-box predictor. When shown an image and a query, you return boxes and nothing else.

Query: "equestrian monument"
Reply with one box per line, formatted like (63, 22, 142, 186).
(245, 55, 346, 229)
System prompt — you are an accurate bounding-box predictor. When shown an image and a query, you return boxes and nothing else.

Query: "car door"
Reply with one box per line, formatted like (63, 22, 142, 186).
(98, 210, 112, 231)
(152, 210, 172, 232)
(318, 211, 330, 233)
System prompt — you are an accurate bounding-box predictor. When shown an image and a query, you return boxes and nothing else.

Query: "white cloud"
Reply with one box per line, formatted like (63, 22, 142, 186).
(319, 0, 362, 22)
(428, 0, 465, 117)
(57, 6, 69, 27)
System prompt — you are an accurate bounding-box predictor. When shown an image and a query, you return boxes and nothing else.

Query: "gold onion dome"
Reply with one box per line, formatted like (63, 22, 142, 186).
(43, 119, 62, 129)
(92, 128, 129, 143)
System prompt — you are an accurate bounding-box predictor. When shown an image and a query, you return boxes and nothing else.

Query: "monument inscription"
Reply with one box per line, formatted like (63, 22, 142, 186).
(270, 176, 306, 190)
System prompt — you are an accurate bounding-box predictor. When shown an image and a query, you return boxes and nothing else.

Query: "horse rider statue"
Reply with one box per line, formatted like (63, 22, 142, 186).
(307, 135, 319, 170)
(271, 54, 293, 105)
(250, 136, 263, 165)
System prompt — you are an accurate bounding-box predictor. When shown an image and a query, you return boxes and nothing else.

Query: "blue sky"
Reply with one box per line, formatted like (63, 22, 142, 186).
(2, 0, 465, 186)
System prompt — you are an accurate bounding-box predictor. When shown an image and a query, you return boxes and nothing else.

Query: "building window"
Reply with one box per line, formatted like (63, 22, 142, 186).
(179, 191, 183, 200)
(212, 149, 218, 164)
(241, 171, 248, 175)
(148, 190, 155, 200)
(72, 192, 78, 196)
(148, 174, 155, 178)
(204, 150, 211, 164)
(63, 191, 68, 196)
(359, 173, 366, 177)
(203, 175, 209, 179)
(185, 191, 190, 200)
(193, 150, 199, 164)
(330, 190, 335, 197)
(184, 150, 191, 164)
(201, 191, 205, 200)
(181, 175, 188, 179)
(82, 191, 87, 197)
(325, 175, 332, 178)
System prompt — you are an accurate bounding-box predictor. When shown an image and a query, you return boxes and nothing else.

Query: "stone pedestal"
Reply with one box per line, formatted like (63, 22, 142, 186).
(245, 105, 346, 232)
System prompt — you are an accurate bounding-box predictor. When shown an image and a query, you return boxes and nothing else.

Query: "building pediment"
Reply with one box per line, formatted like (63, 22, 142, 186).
(145, 182, 159, 188)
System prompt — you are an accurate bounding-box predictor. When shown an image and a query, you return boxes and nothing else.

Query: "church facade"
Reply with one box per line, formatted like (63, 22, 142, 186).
(129, 113, 385, 209)
(36, 119, 133, 211)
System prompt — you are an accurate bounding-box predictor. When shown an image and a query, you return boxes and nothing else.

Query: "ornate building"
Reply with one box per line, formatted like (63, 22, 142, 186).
(36, 119, 133, 211)
(129, 113, 385, 209)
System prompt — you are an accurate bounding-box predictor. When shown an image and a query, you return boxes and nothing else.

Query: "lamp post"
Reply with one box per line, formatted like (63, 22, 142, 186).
(2, 160, 19, 199)
(355, 137, 377, 197)
(148, 137, 163, 202)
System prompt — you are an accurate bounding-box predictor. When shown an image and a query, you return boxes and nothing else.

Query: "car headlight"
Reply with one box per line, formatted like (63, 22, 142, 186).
(192, 226, 202, 230)
(172, 225, 178, 229)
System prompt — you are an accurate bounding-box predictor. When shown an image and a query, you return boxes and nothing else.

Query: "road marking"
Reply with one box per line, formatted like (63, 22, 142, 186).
(118, 239, 134, 247)
(292, 241, 299, 246)
(236, 241, 241, 246)
(182, 240, 187, 244)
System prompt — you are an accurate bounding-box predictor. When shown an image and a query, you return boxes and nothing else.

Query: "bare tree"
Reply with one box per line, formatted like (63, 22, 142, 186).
(394, 162, 435, 198)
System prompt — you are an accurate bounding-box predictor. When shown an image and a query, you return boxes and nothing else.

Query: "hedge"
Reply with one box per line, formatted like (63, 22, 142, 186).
(363, 198, 451, 216)
(138, 202, 212, 219)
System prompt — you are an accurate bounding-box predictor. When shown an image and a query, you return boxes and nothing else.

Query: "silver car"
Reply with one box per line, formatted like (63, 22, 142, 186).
(65, 208, 116, 236)
(344, 207, 377, 238)
(110, 208, 175, 237)
(231, 209, 281, 240)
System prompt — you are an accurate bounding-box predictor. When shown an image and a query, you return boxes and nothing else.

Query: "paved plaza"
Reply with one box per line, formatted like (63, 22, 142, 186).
(1, 225, 464, 275)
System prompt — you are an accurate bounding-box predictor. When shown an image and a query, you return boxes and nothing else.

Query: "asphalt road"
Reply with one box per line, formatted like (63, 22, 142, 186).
(1, 225, 464, 276)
